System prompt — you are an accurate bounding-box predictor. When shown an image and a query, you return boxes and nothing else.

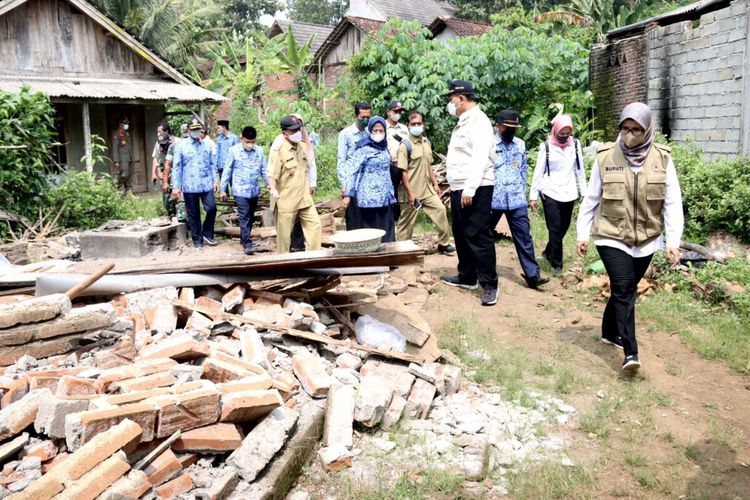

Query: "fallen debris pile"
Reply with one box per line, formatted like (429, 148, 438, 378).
(0, 269, 464, 499)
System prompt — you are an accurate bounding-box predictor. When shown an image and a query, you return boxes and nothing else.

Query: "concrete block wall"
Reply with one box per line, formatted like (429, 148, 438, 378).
(590, 35, 649, 138)
(646, 0, 748, 160)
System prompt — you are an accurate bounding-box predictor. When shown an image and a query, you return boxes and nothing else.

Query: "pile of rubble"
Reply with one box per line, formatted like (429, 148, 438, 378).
(0, 270, 466, 499)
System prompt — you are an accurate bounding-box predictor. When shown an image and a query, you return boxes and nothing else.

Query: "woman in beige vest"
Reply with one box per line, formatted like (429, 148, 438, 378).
(575, 102, 684, 375)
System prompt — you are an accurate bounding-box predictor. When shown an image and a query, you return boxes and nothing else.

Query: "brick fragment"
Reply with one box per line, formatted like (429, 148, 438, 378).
(220, 389, 282, 423)
(56, 376, 99, 397)
(139, 334, 210, 361)
(144, 304, 178, 333)
(382, 395, 407, 430)
(0, 433, 29, 464)
(216, 374, 273, 395)
(221, 285, 246, 312)
(404, 378, 437, 419)
(185, 311, 213, 335)
(195, 297, 222, 319)
(35, 396, 90, 439)
(324, 382, 355, 449)
(152, 387, 221, 438)
(41, 453, 70, 474)
(93, 337, 137, 369)
(292, 353, 330, 398)
(202, 357, 257, 383)
(65, 403, 156, 450)
(110, 371, 177, 393)
(98, 469, 151, 500)
(0, 389, 50, 440)
(144, 448, 182, 486)
(155, 472, 193, 499)
(1, 377, 28, 409)
(20, 440, 58, 462)
(172, 423, 243, 453)
(96, 358, 177, 391)
(177, 453, 197, 468)
(57, 450, 130, 500)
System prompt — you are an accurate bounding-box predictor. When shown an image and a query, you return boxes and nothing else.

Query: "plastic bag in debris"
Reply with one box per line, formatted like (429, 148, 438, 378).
(354, 314, 406, 353)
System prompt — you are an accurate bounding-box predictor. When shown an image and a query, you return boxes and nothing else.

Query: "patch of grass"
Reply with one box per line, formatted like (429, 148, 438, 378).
(553, 365, 580, 395)
(345, 467, 466, 500)
(664, 360, 681, 377)
(509, 461, 597, 499)
(578, 396, 623, 439)
(639, 289, 750, 374)
(611, 485, 627, 497)
(120, 193, 163, 220)
(679, 442, 700, 460)
(534, 361, 555, 377)
(662, 432, 676, 443)
(624, 453, 648, 468)
(709, 417, 733, 448)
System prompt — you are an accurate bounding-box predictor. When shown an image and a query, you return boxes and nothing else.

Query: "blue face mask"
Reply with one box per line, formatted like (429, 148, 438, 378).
(409, 126, 424, 137)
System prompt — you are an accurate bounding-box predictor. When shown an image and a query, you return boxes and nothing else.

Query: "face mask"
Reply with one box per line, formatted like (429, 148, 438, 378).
(391, 113, 402, 122)
(446, 101, 457, 117)
(123, 124, 129, 131)
(370, 132, 385, 143)
(357, 118, 370, 129)
(243, 142, 255, 151)
(287, 131, 302, 143)
(409, 126, 424, 137)
(189, 130, 201, 139)
(500, 129, 516, 142)
(621, 131, 645, 148)
(556, 134, 570, 144)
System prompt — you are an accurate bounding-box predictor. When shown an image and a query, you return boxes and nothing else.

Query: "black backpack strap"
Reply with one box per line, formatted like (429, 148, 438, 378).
(574, 138, 581, 171)
(544, 140, 550, 176)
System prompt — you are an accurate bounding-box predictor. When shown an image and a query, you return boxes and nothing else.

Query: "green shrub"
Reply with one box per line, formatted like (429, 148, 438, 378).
(313, 136, 340, 200)
(670, 141, 750, 243)
(48, 171, 126, 230)
(0, 86, 56, 224)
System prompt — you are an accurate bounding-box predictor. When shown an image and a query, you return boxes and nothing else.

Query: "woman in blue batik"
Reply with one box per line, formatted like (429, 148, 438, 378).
(342, 116, 397, 242)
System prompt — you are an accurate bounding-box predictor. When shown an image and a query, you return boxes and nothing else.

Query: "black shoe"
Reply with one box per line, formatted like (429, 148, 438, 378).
(193, 243, 204, 249)
(441, 275, 478, 290)
(622, 355, 641, 375)
(244, 246, 255, 255)
(523, 274, 550, 289)
(437, 244, 456, 255)
(203, 236, 218, 246)
(481, 287, 499, 306)
(601, 336, 624, 350)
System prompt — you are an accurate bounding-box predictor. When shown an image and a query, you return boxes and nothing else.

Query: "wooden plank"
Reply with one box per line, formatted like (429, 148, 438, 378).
(172, 300, 421, 364)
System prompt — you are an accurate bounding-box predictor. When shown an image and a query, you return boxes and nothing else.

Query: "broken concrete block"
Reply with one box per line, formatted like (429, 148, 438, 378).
(98, 469, 151, 500)
(0, 388, 50, 440)
(0, 293, 70, 329)
(239, 328, 266, 365)
(57, 450, 130, 500)
(35, 396, 90, 439)
(56, 376, 99, 397)
(0, 433, 29, 463)
(439, 364, 462, 395)
(221, 285, 246, 312)
(292, 353, 330, 399)
(155, 472, 193, 499)
(360, 360, 415, 398)
(323, 382, 355, 449)
(0, 303, 114, 348)
(382, 395, 407, 430)
(461, 435, 490, 481)
(20, 440, 58, 462)
(172, 423, 243, 453)
(317, 445, 353, 471)
(65, 403, 156, 450)
(144, 304, 178, 333)
(227, 406, 298, 482)
(408, 362, 438, 385)
(144, 448, 182, 486)
(185, 311, 214, 335)
(353, 377, 392, 428)
(335, 352, 362, 371)
(192, 466, 240, 500)
(404, 378, 436, 420)
(220, 389, 283, 423)
(152, 387, 221, 438)
(123, 287, 178, 316)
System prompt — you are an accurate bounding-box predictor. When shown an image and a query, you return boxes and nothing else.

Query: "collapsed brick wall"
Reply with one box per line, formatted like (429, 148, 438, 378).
(590, 35, 649, 139)
(590, 0, 749, 160)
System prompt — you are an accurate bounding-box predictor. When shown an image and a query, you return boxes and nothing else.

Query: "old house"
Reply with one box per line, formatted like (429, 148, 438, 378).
(266, 19, 334, 93)
(589, 0, 749, 160)
(311, 0, 494, 87)
(0, 0, 224, 192)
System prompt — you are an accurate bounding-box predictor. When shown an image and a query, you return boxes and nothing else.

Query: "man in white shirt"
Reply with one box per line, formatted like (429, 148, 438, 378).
(440, 80, 499, 306)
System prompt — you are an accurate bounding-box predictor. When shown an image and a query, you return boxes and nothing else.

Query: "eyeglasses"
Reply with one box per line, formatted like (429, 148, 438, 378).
(620, 126, 644, 137)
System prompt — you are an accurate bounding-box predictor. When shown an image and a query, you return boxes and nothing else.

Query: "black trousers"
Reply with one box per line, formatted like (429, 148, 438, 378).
(490, 207, 540, 280)
(450, 186, 498, 289)
(345, 197, 364, 230)
(291, 218, 305, 251)
(360, 205, 396, 243)
(597, 245, 653, 356)
(540, 194, 575, 270)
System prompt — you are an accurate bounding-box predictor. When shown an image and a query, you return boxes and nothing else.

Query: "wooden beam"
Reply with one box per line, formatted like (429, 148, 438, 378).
(172, 300, 421, 364)
(82, 103, 93, 173)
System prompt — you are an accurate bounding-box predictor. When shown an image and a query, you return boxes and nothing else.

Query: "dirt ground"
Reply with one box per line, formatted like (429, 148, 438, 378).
(419, 244, 750, 499)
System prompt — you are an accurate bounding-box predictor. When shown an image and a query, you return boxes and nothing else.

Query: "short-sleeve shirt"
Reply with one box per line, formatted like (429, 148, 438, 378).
(268, 139, 313, 213)
(397, 135, 435, 202)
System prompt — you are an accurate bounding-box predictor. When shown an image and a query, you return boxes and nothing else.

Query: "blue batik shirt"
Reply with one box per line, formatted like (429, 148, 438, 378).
(216, 132, 240, 172)
(492, 135, 529, 210)
(337, 123, 367, 188)
(172, 138, 217, 194)
(346, 146, 396, 208)
(220, 144, 268, 199)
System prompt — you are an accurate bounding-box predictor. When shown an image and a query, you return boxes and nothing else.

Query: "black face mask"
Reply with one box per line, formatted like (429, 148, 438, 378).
(500, 129, 516, 143)
(160, 142, 170, 152)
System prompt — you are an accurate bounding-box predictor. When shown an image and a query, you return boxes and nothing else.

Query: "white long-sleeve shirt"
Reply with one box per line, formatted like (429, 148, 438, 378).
(576, 157, 684, 257)
(530, 141, 587, 202)
(445, 105, 495, 197)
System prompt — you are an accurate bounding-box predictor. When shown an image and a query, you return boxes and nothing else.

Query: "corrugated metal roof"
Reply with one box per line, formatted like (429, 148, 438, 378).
(369, 0, 456, 26)
(289, 21, 335, 56)
(606, 0, 729, 38)
(0, 74, 225, 102)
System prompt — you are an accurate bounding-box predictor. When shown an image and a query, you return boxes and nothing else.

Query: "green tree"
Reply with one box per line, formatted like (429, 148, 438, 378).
(277, 29, 316, 99)
(452, 0, 567, 21)
(286, 0, 347, 26)
(218, 0, 281, 35)
(0, 86, 56, 226)
(544, 0, 686, 34)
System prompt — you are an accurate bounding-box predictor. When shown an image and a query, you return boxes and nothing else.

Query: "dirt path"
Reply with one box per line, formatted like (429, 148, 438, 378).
(420, 246, 750, 498)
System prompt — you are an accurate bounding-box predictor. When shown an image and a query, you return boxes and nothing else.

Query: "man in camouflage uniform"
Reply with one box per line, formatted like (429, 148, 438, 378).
(161, 124, 188, 222)
(112, 117, 133, 190)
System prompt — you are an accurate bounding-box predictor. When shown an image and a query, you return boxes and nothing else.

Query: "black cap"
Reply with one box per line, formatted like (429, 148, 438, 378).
(217, 119, 229, 127)
(157, 132, 170, 144)
(443, 80, 475, 97)
(387, 100, 405, 111)
(280, 115, 302, 131)
(188, 118, 203, 130)
(496, 109, 522, 128)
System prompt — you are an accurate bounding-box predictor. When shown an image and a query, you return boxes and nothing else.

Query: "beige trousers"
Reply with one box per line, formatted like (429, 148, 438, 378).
(275, 205, 321, 253)
(396, 193, 451, 245)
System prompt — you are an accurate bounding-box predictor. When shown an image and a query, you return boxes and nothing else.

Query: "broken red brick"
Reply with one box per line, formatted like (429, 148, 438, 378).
(0, 377, 28, 409)
(110, 371, 177, 393)
(144, 304, 178, 333)
(219, 389, 283, 423)
(155, 472, 193, 499)
(185, 311, 213, 335)
(172, 423, 243, 453)
(144, 448, 182, 486)
(56, 376, 99, 397)
(221, 284, 246, 312)
(65, 403, 156, 449)
(20, 439, 58, 461)
(152, 387, 221, 439)
(195, 297, 222, 320)
(292, 352, 331, 398)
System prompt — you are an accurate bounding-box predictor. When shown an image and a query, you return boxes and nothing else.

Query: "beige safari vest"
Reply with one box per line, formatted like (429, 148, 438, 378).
(591, 142, 671, 247)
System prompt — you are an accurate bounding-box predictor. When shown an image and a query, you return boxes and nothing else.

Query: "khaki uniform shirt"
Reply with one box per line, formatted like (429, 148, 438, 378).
(268, 136, 313, 213)
(111, 131, 133, 164)
(397, 135, 435, 203)
(386, 121, 409, 159)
